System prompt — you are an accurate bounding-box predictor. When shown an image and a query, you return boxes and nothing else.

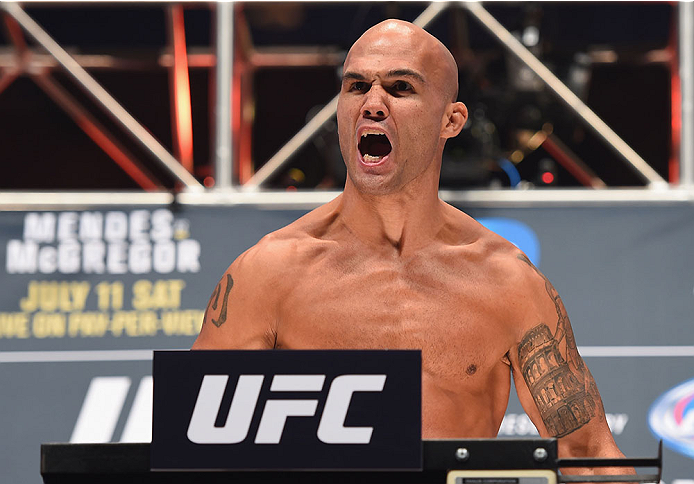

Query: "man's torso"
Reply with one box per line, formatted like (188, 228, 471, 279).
(270, 207, 524, 438)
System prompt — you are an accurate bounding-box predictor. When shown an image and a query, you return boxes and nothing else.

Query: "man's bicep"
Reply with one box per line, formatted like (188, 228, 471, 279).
(203, 272, 234, 330)
(193, 271, 237, 349)
(192, 254, 277, 350)
(512, 254, 604, 439)
(513, 322, 601, 438)
(512, 318, 628, 464)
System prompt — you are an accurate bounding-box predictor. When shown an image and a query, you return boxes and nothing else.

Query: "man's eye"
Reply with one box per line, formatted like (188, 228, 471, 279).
(350, 81, 369, 92)
(393, 81, 413, 92)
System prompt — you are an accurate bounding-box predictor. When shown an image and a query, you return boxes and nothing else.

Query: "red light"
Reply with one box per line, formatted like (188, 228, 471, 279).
(171, 5, 194, 171)
(203, 176, 215, 188)
(541, 172, 555, 184)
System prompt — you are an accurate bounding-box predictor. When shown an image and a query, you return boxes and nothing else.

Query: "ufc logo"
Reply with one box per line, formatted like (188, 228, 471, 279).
(186, 374, 386, 445)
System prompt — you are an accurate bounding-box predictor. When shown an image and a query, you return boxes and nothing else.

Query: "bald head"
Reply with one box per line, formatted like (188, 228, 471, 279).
(345, 19, 459, 102)
(336, 19, 468, 196)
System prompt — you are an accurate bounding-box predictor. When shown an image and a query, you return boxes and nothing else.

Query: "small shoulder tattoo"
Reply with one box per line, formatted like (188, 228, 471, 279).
(208, 273, 234, 328)
(517, 253, 535, 269)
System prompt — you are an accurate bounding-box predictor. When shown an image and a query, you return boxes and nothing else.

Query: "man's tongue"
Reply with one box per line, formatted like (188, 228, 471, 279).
(359, 133, 392, 163)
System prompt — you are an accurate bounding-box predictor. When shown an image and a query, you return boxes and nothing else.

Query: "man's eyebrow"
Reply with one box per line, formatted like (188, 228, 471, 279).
(341, 69, 425, 84)
(385, 69, 425, 84)
(342, 71, 366, 82)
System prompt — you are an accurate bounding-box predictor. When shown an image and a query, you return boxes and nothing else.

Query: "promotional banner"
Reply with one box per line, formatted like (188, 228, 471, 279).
(2, 209, 207, 347)
(1, 204, 693, 483)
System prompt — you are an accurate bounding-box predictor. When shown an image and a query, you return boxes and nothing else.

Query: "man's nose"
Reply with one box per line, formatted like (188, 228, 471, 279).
(361, 87, 389, 120)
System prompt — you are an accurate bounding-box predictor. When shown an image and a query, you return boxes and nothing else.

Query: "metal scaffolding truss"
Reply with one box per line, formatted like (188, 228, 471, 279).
(1, 1, 203, 191)
(0, 1, 693, 210)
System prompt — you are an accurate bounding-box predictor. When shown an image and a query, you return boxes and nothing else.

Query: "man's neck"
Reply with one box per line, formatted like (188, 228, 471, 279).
(337, 178, 446, 256)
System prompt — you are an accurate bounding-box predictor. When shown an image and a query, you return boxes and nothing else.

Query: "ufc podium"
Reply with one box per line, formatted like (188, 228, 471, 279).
(40, 439, 661, 483)
(41, 439, 558, 483)
(41, 351, 660, 483)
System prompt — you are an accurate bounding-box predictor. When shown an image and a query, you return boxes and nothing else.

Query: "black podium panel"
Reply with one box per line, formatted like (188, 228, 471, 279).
(41, 440, 559, 484)
(153, 350, 422, 470)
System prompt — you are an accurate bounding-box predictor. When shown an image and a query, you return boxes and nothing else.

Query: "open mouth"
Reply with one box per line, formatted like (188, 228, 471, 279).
(358, 131, 392, 164)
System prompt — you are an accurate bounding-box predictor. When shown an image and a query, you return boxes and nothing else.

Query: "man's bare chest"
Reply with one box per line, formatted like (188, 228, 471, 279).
(275, 254, 513, 381)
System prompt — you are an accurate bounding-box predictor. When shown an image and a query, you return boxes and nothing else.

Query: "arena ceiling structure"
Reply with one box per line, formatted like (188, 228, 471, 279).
(0, 1, 691, 206)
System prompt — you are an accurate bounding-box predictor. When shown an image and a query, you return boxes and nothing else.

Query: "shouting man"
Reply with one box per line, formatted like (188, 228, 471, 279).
(194, 19, 630, 475)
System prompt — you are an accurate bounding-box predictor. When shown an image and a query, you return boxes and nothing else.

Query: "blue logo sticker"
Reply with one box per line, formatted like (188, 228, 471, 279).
(478, 218, 541, 267)
(649, 377, 694, 459)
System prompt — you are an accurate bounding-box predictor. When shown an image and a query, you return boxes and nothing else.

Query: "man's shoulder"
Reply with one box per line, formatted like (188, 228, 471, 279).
(477, 229, 542, 288)
(464, 220, 553, 320)
(444, 207, 519, 260)
(238, 201, 338, 271)
(444, 208, 541, 287)
(449, 216, 552, 333)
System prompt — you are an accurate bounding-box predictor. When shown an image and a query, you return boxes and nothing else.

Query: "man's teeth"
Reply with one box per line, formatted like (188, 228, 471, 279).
(361, 131, 386, 139)
(363, 154, 382, 163)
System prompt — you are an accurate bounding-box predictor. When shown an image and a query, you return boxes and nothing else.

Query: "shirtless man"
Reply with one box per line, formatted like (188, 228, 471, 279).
(194, 19, 631, 475)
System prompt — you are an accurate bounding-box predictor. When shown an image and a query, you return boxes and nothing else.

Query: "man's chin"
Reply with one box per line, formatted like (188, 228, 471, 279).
(345, 171, 402, 197)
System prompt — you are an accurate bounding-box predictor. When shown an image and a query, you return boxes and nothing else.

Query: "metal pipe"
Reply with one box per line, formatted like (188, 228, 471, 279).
(1, 187, 692, 211)
(245, 1, 449, 189)
(3, 12, 28, 60)
(463, 1, 668, 189)
(542, 135, 606, 189)
(0, 50, 216, 70)
(411, 1, 450, 29)
(0, 2, 203, 190)
(168, 3, 195, 173)
(245, 97, 338, 189)
(214, 1, 234, 189)
(33, 72, 163, 191)
(680, 2, 694, 190)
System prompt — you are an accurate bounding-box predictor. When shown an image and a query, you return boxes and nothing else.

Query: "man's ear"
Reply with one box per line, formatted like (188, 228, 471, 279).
(441, 102, 468, 139)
